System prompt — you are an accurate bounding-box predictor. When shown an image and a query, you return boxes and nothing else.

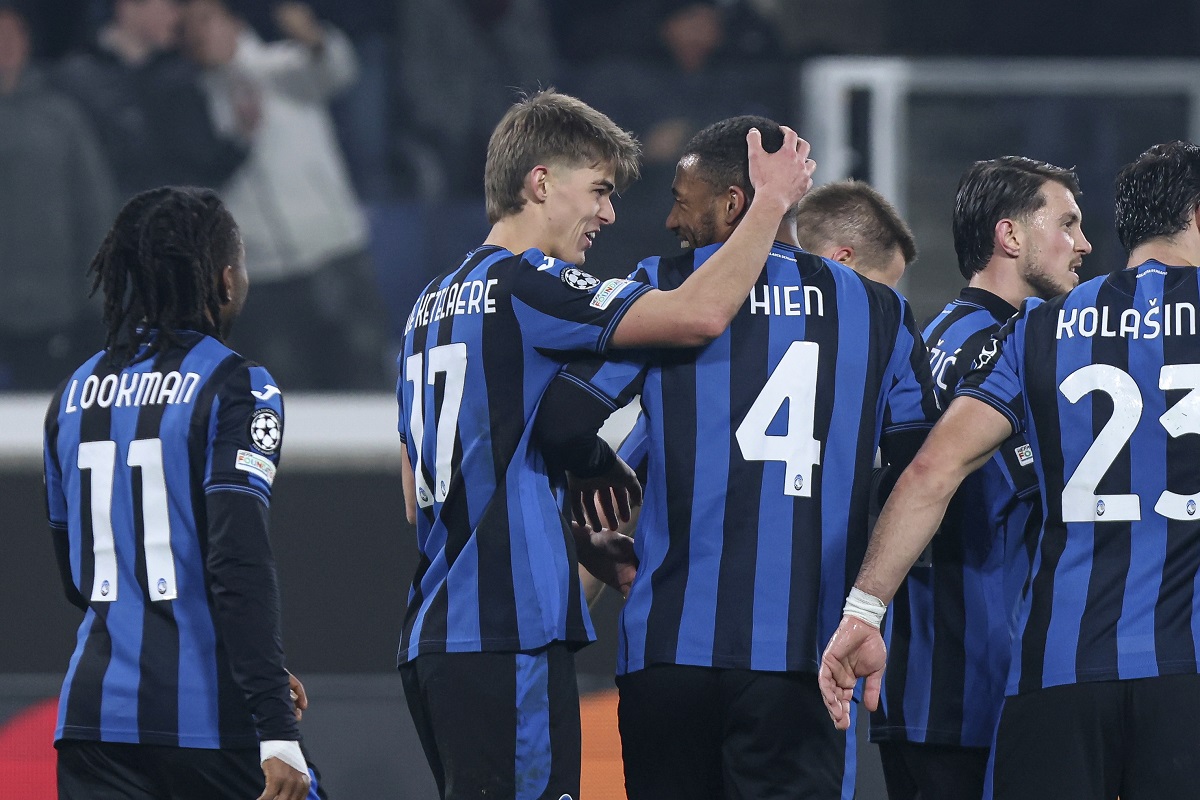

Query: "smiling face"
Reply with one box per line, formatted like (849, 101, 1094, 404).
(1016, 180, 1092, 298)
(539, 162, 617, 264)
(665, 155, 732, 249)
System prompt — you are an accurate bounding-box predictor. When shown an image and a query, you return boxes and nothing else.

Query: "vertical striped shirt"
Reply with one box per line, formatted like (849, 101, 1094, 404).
(43, 332, 290, 747)
(554, 242, 939, 675)
(873, 287, 1039, 747)
(959, 261, 1200, 694)
(396, 245, 650, 663)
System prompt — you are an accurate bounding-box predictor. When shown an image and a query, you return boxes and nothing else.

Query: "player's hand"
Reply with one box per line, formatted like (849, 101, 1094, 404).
(570, 455, 643, 532)
(287, 671, 307, 722)
(818, 615, 887, 730)
(258, 757, 310, 800)
(572, 522, 638, 598)
(746, 125, 815, 209)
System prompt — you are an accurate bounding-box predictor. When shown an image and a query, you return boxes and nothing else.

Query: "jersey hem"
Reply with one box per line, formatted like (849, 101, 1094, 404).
(55, 726, 259, 749)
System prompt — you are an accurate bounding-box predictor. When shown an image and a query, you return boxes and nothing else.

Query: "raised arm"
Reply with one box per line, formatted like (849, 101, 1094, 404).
(609, 128, 815, 348)
(818, 396, 1012, 729)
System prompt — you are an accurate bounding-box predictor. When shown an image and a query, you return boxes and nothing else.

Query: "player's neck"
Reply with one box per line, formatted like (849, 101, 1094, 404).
(1127, 237, 1200, 270)
(968, 261, 1031, 310)
(482, 214, 549, 257)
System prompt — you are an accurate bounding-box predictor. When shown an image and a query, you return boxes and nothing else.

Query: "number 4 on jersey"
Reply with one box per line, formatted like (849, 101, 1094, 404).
(735, 341, 822, 497)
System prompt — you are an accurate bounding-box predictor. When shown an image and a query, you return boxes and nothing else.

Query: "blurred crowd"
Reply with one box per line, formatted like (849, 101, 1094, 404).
(2, 0, 1198, 392)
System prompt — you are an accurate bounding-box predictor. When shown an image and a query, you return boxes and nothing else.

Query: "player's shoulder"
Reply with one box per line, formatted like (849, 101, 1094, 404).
(514, 248, 609, 292)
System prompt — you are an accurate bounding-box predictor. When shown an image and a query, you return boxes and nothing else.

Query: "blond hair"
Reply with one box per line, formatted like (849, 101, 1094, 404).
(484, 90, 641, 224)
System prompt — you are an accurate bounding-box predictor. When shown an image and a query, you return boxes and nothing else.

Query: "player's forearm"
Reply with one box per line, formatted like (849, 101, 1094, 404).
(854, 455, 960, 602)
(609, 195, 791, 349)
(205, 490, 300, 742)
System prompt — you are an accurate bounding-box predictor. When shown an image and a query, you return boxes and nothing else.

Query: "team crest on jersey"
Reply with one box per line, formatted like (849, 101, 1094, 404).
(249, 408, 282, 454)
(561, 267, 600, 291)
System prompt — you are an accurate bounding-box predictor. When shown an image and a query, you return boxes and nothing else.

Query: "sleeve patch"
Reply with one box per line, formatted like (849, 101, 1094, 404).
(249, 408, 282, 454)
(590, 278, 635, 310)
(561, 267, 601, 291)
(236, 449, 277, 485)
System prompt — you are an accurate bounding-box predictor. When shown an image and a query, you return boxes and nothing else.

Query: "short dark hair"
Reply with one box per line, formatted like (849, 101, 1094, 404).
(484, 89, 641, 224)
(1115, 141, 1200, 253)
(679, 115, 787, 211)
(795, 180, 916, 273)
(88, 186, 241, 366)
(953, 156, 1081, 279)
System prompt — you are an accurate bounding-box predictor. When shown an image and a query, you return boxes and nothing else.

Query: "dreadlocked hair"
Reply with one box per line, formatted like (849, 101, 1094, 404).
(88, 186, 241, 366)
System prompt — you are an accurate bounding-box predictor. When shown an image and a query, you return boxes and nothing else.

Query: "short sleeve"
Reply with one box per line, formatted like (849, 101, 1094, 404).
(955, 300, 1034, 436)
(510, 250, 653, 355)
(883, 299, 940, 435)
(204, 364, 284, 504)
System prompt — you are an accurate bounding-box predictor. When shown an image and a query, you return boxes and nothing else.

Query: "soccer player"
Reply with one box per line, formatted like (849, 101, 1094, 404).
(532, 115, 939, 800)
(870, 157, 1091, 800)
(43, 187, 320, 800)
(396, 93, 814, 800)
(819, 140, 1200, 800)
(796, 179, 917, 289)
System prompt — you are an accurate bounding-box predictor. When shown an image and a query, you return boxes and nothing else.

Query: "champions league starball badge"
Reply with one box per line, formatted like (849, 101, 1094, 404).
(561, 267, 600, 291)
(249, 408, 282, 454)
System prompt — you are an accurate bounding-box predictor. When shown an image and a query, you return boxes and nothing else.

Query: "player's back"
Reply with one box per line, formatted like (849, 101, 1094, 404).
(961, 261, 1200, 694)
(874, 288, 1039, 747)
(615, 243, 937, 675)
(43, 331, 283, 747)
(396, 245, 650, 663)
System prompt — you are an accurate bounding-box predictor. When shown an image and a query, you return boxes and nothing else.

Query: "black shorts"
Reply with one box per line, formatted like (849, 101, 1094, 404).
(991, 673, 1200, 800)
(616, 664, 854, 800)
(55, 739, 327, 800)
(876, 740, 989, 800)
(399, 641, 581, 800)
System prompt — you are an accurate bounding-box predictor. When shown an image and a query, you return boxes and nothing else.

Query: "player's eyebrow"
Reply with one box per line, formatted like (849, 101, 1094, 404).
(595, 179, 615, 193)
(1060, 211, 1080, 225)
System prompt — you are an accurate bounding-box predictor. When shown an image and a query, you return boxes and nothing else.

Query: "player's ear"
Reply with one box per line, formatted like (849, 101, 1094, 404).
(527, 165, 551, 204)
(996, 218, 1021, 259)
(218, 264, 234, 303)
(725, 185, 748, 224)
(829, 246, 855, 265)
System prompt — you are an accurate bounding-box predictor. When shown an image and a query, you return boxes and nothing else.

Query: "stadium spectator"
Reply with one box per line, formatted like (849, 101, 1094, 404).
(0, 3, 117, 390)
(820, 141, 1200, 799)
(226, 0, 397, 201)
(184, 0, 389, 390)
(397, 0, 559, 196)
(534, 116, 938, 800)
(43, 186, 323, 799)
(870, 157, 1091, 800)
(54, 0, 252, 201)
(397, 92, 813, 800)
(796, 179, 917, 288)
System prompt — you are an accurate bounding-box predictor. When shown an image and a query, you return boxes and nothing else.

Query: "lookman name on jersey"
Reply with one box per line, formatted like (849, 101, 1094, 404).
(63, 370, 202, 412)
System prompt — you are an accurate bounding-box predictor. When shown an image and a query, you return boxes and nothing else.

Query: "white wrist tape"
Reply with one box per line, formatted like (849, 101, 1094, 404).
(843, 587, 887, 628)
(260, 740, 307, 776)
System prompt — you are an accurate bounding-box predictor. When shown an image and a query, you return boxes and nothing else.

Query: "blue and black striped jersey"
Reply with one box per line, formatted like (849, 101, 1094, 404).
(556, 242, 939, 676)
(43, 332, 292, 748)
(959, 261, 1200, 695)
(396, 245, 651, 663)
(872, 287, 1039, 747)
